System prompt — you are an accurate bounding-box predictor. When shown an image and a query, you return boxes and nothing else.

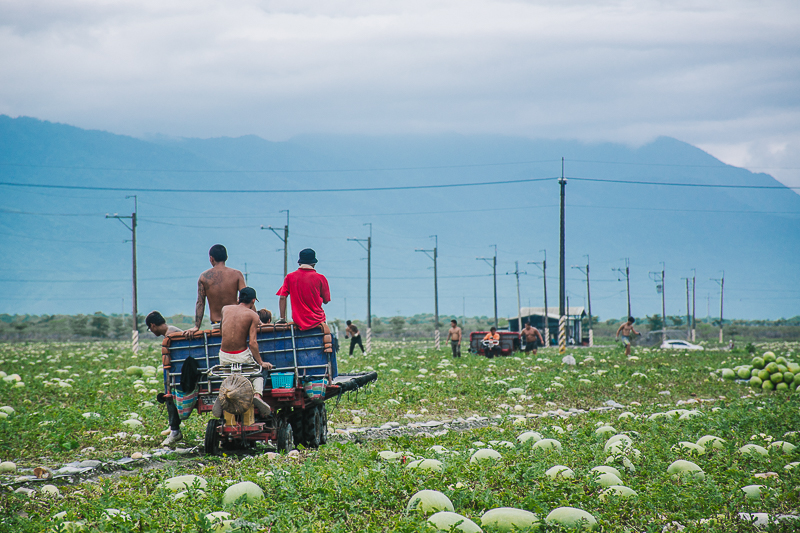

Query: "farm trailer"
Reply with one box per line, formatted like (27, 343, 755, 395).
(161, 323, 377, 455)
(468, 331, 521, 357)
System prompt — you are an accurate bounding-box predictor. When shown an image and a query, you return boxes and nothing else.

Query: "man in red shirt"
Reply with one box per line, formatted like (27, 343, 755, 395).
(276, 248, 331, 330)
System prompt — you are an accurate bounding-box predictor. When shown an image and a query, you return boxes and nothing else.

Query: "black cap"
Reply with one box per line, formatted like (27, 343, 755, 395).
(298, 248, 318, 265)
(239, 287, 258, 302)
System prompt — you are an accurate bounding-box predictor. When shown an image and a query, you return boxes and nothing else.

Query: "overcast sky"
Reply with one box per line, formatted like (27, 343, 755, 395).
(1, 0, 799, 189)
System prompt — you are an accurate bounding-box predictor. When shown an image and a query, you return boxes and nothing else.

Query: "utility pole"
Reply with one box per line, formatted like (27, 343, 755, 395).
(528, 249, 548, 345)
(691, 269, 696, 342)
(261, 209, 289, 279)
(613, 258, 631, 318)
(106, 195, 138, 355)
(507, 261, 525, 332)
(571, 255, 593, 346)
(681, 277, 690, 340)
(712, 271, 725, 344)
(558, 157, 567, 354)
(477, 244, 498, 329)
(649, 262, 666, 345)
(348, 223, 372, 353)
(416, 235, 439, 349)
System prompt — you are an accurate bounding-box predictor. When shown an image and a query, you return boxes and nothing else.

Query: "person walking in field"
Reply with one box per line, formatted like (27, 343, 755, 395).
(446, 319, 462, 357)
(145, 311, 187, 447)
(616, 317, 640, 356)
(276, 249, 331, 330)
(521, 321, 544, 355)
(345, 320, 365, 355)
(214, 287, 274, 418)
(187, 244, 246, 333)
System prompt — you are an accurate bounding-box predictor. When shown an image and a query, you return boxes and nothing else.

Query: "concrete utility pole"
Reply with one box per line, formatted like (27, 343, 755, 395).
(507, 261, 525, 332)
(681, 277, 690, 340)
(691, 269, 697, 342)
(477, 244, 498, 329)
(558, 157, 567, 354)
(528, 249, 548, 345)
(649, 262, 666, 345)
(571, 255, 593, 346)
(261, 210, 290, 279)
(106, 195, 138, 355)
(348, 223, 372, 353)
(712, 271, 725, 343)
(416, 235, 439, 349)
(613, 258, 631, 319)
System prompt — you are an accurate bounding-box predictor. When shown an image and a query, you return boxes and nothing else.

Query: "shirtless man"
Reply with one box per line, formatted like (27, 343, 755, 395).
(521, 322, 544, 355)
(446, 319, 462, 358)
(616, 317, 640, 356)
(215, 287, 274, 418)
(187, 244, 245, 333)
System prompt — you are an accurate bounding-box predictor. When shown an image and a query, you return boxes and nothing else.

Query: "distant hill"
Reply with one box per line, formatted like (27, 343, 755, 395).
(1, 115, 798, 322)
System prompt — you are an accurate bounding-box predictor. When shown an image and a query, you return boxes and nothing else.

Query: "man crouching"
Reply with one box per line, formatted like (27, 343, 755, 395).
(214, 287, 273, 418)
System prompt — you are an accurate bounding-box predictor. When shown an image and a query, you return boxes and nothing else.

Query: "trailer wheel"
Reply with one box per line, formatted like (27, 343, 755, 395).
(204, 419, 223, 456)
(276, 416, 294, 453)
(300, 406, 322, 448)
(318, 404, 328, 445)
(289, 409, 303, 447)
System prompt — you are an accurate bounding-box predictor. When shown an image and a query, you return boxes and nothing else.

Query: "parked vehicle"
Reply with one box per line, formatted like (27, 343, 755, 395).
(660, 339, 704, 351)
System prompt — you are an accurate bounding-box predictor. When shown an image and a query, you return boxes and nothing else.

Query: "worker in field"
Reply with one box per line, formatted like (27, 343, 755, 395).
(276, 248, 331, 330)
(187, 244, 246, 333)
(616, 317, 640, 356)
(146, 311, 188, 446)
(345, 320, 365, 355)
(446, 319, 462, 357)
(521, 321, 544, 355)
(483, 326, 501, 358)
(214, 287, 273, 418)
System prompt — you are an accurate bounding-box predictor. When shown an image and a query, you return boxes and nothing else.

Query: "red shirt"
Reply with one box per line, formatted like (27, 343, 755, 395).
(276, 267, 331, 330)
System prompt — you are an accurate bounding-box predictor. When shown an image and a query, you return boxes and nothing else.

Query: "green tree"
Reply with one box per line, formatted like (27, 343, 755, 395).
(90, 312, 109, 338)
(70, 315, 89, 337)
(646, 314, 663, 332)
(389, 316, 405, 337)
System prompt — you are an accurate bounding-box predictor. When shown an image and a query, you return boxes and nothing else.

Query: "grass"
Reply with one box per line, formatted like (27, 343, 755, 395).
(0, 339, 799, 532)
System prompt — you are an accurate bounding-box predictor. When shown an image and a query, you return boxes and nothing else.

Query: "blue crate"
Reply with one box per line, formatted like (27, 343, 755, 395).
(271, 372, 295, 389)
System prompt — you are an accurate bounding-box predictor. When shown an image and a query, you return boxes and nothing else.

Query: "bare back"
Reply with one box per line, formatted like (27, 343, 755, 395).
(220, 304, 259, 353)
(198, 265, 245, 323)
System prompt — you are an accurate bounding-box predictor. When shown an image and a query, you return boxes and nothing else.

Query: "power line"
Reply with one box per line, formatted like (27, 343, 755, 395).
(569, 176, 799, 190)
(0, 159, 561, 174)
(0, 176, 558, 194)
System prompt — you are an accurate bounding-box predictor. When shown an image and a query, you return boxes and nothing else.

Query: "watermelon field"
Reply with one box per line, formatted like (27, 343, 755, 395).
(1, 339, 799, 532)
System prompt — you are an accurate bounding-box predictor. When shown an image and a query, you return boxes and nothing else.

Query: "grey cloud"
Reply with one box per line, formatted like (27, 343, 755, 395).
(0, 0, 798, 187)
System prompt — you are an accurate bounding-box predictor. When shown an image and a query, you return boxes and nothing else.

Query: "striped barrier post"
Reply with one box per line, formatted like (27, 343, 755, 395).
(132, 330, 139, 355)
(544, 327, 550, 348)
(558, 316, 566, 354)
(589, 328, 594, 347)
(434, 328, 440, 350)
(366, 327, 372, 355)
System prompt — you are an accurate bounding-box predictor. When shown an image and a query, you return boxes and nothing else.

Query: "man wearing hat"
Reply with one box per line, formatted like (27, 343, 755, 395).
(276, 248, 331, 330)
(217, 287, 273, 417)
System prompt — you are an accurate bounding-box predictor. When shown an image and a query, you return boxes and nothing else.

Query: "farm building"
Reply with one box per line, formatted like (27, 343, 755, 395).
(508, 307, 587, 345)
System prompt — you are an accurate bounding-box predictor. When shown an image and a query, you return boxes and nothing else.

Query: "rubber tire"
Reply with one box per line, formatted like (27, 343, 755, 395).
(289, 409, 303, 447)
(318, 404, 328, 445)
(276, 416, 294, 453)
(299, 406, 321, 448)
(204, 419, 223, 456)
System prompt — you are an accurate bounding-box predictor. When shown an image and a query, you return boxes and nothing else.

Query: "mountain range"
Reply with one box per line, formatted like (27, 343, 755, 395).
(1, 115, 798, 322)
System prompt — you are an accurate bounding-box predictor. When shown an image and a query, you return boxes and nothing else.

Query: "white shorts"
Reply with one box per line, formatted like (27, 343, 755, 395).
(218, 348, 264, 394)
